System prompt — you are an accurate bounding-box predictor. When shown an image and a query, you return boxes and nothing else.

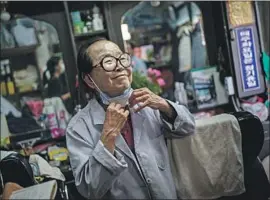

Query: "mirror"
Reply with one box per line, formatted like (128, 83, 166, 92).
(0, 15, 72, 114)
(121, 1, 211, 110)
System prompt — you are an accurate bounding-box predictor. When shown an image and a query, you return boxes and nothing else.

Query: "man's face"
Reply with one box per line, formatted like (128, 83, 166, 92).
(87, 40, 132, 97)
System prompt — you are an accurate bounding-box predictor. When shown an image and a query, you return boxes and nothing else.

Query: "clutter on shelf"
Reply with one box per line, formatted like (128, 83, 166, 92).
(0, 95, 71, 151)
(70, 4, 105, 36)
(241, 95, 269, 122)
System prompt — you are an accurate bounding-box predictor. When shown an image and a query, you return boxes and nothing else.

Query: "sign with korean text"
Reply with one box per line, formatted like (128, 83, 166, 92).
(236, 26, 260, 92)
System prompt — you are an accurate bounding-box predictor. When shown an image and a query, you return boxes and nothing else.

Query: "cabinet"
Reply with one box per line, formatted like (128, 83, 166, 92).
(1, 43, 43, 109)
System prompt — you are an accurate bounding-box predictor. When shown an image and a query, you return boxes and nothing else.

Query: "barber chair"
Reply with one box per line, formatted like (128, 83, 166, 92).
(218, 111, 270, 200)
(0, 152, 69, 200)
(0, 153, 35, 188)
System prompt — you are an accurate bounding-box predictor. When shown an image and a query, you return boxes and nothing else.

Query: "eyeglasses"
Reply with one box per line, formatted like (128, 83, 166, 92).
(93, 53, 132, 72)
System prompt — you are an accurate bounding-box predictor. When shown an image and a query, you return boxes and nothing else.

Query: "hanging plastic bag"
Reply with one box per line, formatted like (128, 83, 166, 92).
(42, 97, 71, 139)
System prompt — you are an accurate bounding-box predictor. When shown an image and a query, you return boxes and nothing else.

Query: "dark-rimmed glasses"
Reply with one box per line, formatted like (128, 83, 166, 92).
(93, 53, 132, 72)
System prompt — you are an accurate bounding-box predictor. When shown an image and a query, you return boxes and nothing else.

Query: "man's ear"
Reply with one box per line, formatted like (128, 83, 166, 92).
(83, 74, 95, 89)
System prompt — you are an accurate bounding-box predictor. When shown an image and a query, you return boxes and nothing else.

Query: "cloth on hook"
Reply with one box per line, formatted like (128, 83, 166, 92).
(167, 114, 245, 199)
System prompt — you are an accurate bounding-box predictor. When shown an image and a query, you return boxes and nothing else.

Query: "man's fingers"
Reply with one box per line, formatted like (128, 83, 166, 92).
(115, 103, 122, 110)
(103, 131, 119, 142)
(119, 107, 125, 113)
(108, 102, 116, 108)
(134, 100, 149, 113)
(132, 90, 148, 97)
(134, 87, 149, 92)
(130, 94, 149, 107)
(129, 90, 148, 103)
(124, 110, 130, 117)
(108, 133, 118, 138)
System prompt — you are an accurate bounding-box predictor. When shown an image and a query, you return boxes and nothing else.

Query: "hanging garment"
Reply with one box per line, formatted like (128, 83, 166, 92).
(35, 24, 52, 73)
(177, 25, 192, 73)
(167, 114, 245, 199)
(191, 21, 208, 69)
(167, 2, 201, 30)
(0, 23, 16, 49)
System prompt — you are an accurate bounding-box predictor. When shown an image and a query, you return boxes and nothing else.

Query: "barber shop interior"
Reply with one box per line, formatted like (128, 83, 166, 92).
(0, 1, 269, 200)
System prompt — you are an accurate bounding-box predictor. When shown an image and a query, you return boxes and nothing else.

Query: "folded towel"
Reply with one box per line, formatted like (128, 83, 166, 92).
(167, 114, 245, 199)
(29, 154, 65, 181)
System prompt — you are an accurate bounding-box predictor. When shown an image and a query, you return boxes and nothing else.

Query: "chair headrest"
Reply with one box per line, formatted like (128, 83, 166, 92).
(231, 111, 264, 166)
(0, 153, 35, 188)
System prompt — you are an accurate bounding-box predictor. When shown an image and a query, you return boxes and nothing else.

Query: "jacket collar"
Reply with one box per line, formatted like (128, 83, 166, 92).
(89, 98, 106, 125)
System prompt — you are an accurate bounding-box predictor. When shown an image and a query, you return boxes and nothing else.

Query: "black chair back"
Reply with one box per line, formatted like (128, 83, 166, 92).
(218, 112, 270, 200)
(0, 153, 36, 188)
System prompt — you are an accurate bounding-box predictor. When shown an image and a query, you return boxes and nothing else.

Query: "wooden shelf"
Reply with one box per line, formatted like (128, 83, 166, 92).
(19, 89, 42, 96)
(1, 44, 39, 58)
(74, 29, 107, 39)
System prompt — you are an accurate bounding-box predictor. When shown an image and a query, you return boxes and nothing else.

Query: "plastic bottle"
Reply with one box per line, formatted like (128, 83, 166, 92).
(0, 65, 7, 96)
(85, 10, 93, 32)
(5, 63, 15, 95)
(55, 98, 67, 137)
(43, 100, 60, 138)
(92, 5, 104, 31)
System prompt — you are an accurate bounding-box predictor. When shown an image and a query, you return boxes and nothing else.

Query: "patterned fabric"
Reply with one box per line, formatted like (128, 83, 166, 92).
(121, 116, 134, 150)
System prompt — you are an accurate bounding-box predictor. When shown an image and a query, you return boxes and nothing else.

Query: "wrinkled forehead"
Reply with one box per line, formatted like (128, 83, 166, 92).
(87, 41, 123, 64)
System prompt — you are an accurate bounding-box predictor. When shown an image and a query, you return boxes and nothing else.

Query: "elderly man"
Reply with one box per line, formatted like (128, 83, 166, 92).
(66, 37, 195, 199)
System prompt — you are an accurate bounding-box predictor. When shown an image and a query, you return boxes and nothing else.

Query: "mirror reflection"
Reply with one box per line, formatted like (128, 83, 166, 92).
(1, 15, 72, 114)
(1, 15, 72, 144)
(121, 1, 209, 110)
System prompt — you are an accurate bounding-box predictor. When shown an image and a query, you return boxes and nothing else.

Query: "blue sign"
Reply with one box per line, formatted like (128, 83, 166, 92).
(236, 26, 260, 92)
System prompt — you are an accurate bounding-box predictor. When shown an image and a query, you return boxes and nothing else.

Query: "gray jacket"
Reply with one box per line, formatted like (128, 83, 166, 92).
(66, 98, 195, 199)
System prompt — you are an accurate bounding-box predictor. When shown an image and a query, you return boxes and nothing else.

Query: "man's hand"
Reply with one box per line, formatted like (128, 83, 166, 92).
(129, 87, 174, 118)
(2, 182, 23, 199)
(101, 103, 129, 154)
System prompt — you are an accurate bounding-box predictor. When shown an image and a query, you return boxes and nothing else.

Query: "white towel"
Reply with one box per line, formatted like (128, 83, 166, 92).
(167, 114, 245, 199)
(29, 154, 65, 181)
